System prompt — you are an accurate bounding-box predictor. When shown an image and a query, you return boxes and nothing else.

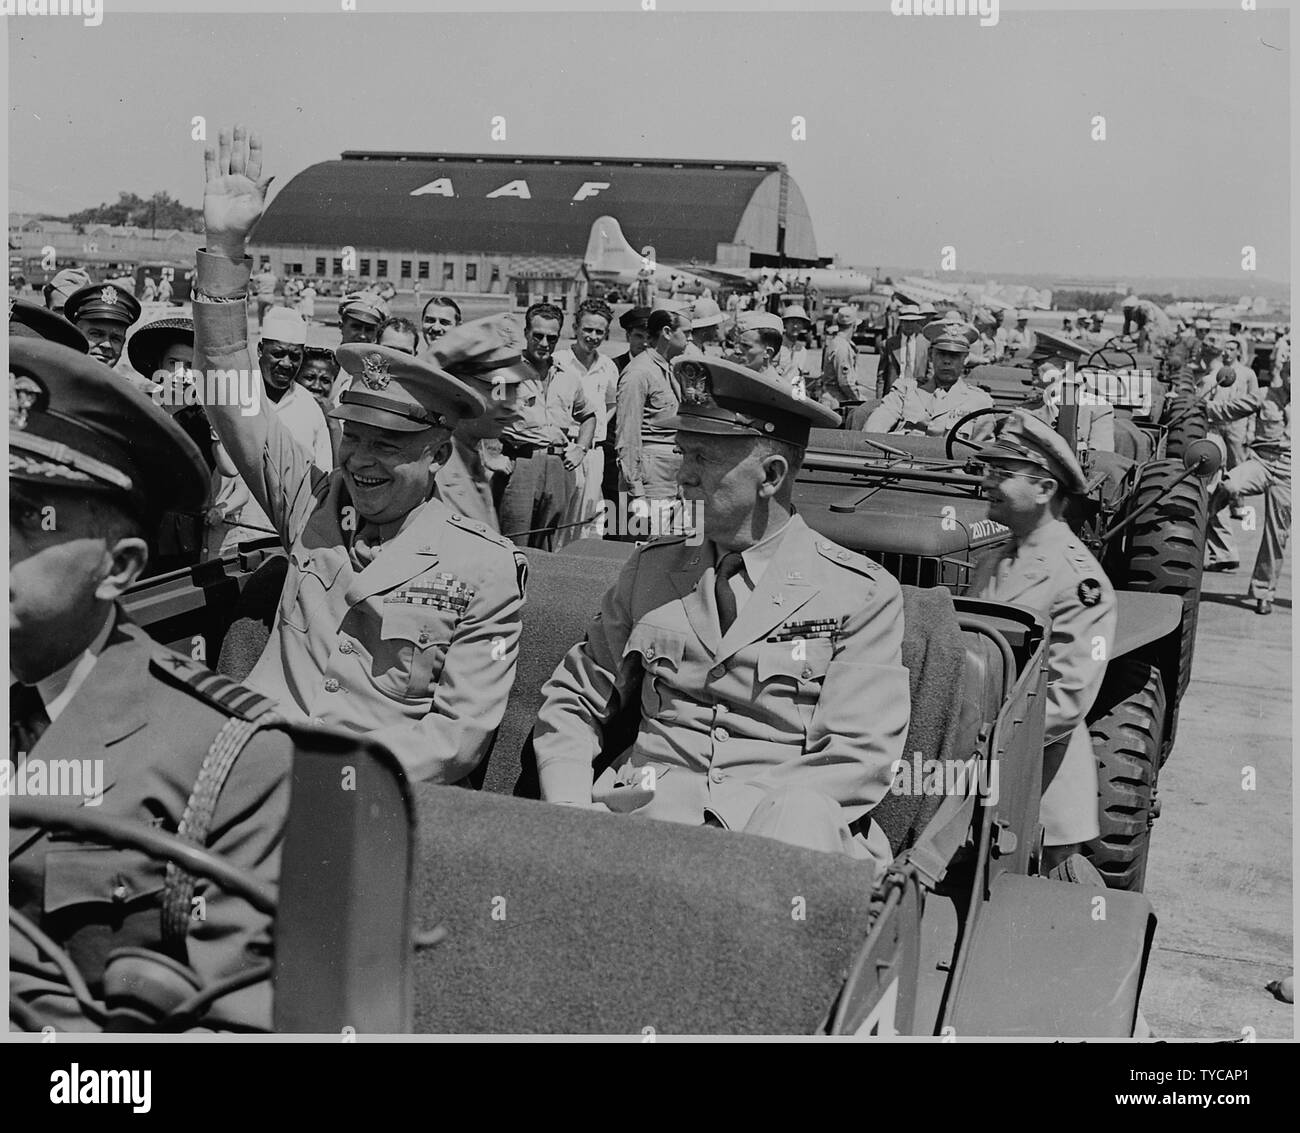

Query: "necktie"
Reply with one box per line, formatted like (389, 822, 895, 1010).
(714, 552, 746, 635)
(351, 522, 385, 569)
(11, 683, 50, 760)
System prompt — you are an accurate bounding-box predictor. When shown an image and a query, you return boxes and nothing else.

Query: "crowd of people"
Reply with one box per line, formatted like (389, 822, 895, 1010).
(7, 124, 1292, 1031)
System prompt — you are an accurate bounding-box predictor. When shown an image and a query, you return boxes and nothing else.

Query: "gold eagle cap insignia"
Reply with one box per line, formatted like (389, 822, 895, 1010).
(361, 352, 393, 391)
(678, 361, 714, 407)
(100, 286, 119, 306)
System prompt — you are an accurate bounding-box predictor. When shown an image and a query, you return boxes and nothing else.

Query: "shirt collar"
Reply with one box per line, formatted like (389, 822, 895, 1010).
(34, 607, 116, 723)
(713, 515, 794, 590)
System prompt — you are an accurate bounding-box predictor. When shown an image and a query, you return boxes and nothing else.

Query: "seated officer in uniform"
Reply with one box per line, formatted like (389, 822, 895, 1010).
(865, 320, 996, 441)
(430, 314, 532, 532)
(972, 410, 1117, 872)
(9, 337, 293, 1031)
(192, 126, 525, 784)
(1021, 330, 1115, 454)
(534, 357, 910, 864)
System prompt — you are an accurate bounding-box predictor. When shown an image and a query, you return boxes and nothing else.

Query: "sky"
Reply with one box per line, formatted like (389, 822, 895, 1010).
(5, 3, 1292, 283)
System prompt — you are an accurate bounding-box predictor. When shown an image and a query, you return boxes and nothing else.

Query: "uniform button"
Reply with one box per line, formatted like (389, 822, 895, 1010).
(709, 664, 726, 679)
(801, 667, 814, 679)
(338, 639, 355, 655)
(645, 645, 657, 660)
(111, 882, 129, 902)
(712, 726, 730, 742)
(324, 678, 341, 693)
(709, 769, 725, 784)
(837, 550, 850, 561)
(418, 630, 431, 645)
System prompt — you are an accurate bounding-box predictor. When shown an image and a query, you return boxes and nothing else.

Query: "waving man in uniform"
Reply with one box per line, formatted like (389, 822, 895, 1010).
(193, 126, 524, 784)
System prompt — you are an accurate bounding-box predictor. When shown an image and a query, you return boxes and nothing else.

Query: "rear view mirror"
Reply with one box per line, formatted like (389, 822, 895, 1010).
(1182, 438, 1222, 481)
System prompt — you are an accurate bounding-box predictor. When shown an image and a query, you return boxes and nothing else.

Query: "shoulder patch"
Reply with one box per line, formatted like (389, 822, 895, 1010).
(814, 539, 881, 579)
(151, 649, 278, 721)
(447, 510, 513, 549)
(1077, 578, 1103, 608)
(514, 550, 529, 599)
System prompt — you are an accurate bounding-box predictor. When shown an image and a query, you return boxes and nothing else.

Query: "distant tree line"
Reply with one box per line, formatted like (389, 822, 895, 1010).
(65, 191, 202, 233)
(1054, 288, 1245, 312)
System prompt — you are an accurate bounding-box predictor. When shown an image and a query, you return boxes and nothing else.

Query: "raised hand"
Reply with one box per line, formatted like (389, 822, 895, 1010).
(203, 124, 273, 260)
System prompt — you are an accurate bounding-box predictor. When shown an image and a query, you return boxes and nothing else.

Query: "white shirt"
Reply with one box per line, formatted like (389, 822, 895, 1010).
(554, 347, 618, 444)
(714, 515, 794, 616)
(29, 608, 115, 723)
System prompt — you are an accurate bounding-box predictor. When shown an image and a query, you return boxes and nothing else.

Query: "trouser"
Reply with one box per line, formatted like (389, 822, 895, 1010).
(725, 787, 889, 867)
(498, 449, 575, 549)
(556, 446, 605, 548)
(1122, 309, 1134, 338)
(614, 442, 684, 541)
(1206, 458, 1291, 598)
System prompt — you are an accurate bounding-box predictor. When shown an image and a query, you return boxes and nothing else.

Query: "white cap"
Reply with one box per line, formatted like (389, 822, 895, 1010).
(261, 306, 308, 346)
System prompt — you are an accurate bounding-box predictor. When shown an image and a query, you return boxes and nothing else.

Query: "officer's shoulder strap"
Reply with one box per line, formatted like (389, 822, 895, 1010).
(813, 537, 884, 580)
(150, 649, 279, 722)
(447, 510, 513, 549)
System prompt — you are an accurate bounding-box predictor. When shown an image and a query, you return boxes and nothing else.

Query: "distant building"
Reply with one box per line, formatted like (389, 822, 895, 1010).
(248, 151, 820, 309)
(8, 214, 202, 291)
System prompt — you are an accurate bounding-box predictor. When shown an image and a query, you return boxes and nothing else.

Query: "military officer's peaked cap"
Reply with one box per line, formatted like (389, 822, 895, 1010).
(126, 315, 194, 378)
(427, 314, 532, 386)
(332, 343, 486, 433)
(63, 281, 142, 328)
(8, 336, 209, 520)
(1030, 329, 1088, 363)
(667, 355, 840, 446)
(338, 291, 390, 326)
(923, 319, 980, 354)
(618, 305, 653, 333)
(9, 297, 89, 353)
(980, 408, 1088, 496)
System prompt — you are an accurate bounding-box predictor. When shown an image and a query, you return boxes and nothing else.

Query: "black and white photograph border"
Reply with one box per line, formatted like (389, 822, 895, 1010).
(2, 0, 1294, 1045)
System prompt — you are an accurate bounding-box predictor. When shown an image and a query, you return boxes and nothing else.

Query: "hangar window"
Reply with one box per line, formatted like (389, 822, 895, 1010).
(376, 260, 388, 278)
(287, 263, 303, 275)
(418, 261, 430, 280)
(332, 257, 343, 275)
(443, 262, 455, 283)
(465, 264, 478, 283)
(359, 258, 371, 275)
(400, 260, 412, 279)
(490, 265, 501, 284)
(315, 257, 326, 275)
(258, 256, 270, 268)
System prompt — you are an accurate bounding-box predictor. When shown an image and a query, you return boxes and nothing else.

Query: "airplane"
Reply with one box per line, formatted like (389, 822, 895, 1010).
(889, 276, 1053, 315)
(581, 216, 880, 303)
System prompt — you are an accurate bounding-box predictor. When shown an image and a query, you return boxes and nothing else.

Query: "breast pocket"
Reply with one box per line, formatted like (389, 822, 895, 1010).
(756, 637, 835, 729)
(622, 623, 687, 718)
(280, 550, 345, 633)
(377, 603, 458, 700)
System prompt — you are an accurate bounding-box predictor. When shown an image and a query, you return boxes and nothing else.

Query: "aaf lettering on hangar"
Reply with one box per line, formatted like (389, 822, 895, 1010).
(409, 178, 612, 201)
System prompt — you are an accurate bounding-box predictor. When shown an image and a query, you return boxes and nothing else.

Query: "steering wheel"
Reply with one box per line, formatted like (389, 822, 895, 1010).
(1086, 344, 1138, 372)
(944, 406, 1014, 459)
(9, 799, 275, 1032)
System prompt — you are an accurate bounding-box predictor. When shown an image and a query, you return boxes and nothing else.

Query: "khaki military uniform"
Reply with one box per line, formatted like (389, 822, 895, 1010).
(435, 431, 500, 532)
(971, 519, 1116, 845)
(864, 376, 996, 440)
(533, 515, 910, 864)
(9, 616, 292, 1032)
(193, 269, 525, 784)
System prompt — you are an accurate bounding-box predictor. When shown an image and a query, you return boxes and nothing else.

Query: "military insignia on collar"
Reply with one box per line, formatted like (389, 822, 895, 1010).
(1077, 578, 1103, 607)
(361, 352, 392, 391)
(678, 361, 714, 407)
(100, 285, 119, 306)
(9, 371, 46, 431)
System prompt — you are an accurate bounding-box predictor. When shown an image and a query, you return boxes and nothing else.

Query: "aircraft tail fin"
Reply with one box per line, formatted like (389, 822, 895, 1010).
(584, 216, 646, 275)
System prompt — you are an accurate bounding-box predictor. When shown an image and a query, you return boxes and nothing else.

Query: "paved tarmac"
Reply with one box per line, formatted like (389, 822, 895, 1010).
(1140, 506, 1293, 1040)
